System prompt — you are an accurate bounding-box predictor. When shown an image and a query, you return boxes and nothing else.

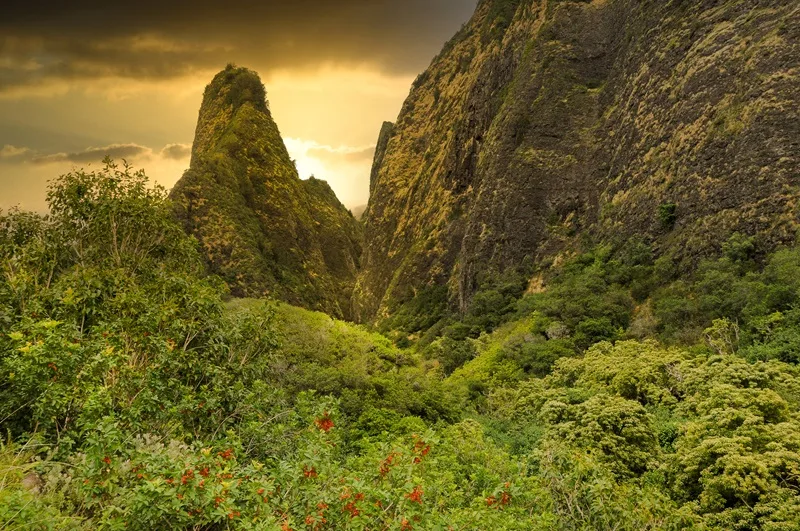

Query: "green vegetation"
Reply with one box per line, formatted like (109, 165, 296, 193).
(0, 164, 526, 529)
(171, 65, 363, 319)
(216, 64, 269, 112)
(658, 202, 678, 230)
(484, 0, 523, 41)
(383, 272, 528, 347)
(3, 164, 800, 529)
(2, 0, 800, 525)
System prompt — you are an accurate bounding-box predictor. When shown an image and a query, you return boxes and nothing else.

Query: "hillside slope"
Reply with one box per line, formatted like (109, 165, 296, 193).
(355, 0, 800, 322)
(171, 66, 363, 319)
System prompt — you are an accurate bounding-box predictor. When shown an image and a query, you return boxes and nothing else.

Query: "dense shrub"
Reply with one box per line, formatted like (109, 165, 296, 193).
(3, 164, 800, 529)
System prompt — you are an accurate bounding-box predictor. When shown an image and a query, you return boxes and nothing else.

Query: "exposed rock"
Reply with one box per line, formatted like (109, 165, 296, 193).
(355, 0, 800, 322)
(171, 65, 363, 319)
(21, 472, 42, 493)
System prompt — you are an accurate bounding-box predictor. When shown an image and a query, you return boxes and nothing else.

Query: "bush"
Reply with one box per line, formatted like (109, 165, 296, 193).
(658, 202, 678, 230)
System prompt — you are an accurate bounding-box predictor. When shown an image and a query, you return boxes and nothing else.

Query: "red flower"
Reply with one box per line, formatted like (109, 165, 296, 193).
(486, 495, 497, 507)
(103, 456, 111, 465)
(217, 448, 234, 460)
(401, 518, 413, 530)
(406, 486, 423, 504)
(303, 466, 318, 479)
(500, 491, 512, 506)
(379, 453, 397, 476)
(199, 467, 209, 477)
(181, 469, 194, 485)
(412, 440, 431, 463)
(317, 502, 329, 510)
(314, 413, 334, 432)
(355, 492, 365, 501)
(343, 501, 360, 517)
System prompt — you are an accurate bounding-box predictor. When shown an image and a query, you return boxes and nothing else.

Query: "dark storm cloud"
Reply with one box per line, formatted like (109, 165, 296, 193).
(0, 0, 477, 93)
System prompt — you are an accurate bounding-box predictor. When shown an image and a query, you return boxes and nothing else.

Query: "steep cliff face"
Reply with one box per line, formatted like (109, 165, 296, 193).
(171, 66, 363, 319)
(355, 0, 800, 322)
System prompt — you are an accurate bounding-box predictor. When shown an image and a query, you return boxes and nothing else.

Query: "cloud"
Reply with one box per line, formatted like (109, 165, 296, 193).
(0, 1, 477, 95)
(0, 136, 372, 211)
(0, 142, 193, 166)
(0, 141, 194, 212)
(286, 138, 376, 166)
(0, 145, 31, 159)
(306, 143, 376, 165)
(160, 143, 192, 160)
(284, 138, 374, 207)
(31, 143, 153, 165)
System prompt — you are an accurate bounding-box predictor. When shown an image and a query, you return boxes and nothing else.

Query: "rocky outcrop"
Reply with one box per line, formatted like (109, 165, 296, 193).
(355, 0, 800, 322)
(368, 121, 395, 201)
(171, 65, 363, 319)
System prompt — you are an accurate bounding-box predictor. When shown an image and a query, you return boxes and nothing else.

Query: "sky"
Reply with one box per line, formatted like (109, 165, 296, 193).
(0, 0, 477, 212)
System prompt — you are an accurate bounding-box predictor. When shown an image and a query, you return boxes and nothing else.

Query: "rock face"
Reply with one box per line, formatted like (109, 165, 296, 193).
(171, 66, 363, 319)
(354, 0, 800, 322)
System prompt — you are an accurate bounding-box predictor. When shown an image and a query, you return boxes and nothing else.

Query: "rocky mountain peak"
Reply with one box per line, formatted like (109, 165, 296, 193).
(171, 66, 363, 319)
(191, 65, 274, 163)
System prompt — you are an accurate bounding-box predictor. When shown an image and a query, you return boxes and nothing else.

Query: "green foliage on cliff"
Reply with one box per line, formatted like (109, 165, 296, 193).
(355, 0, 800, 328)
(484, 0, 523, 40)
(171, 65, 362, 319)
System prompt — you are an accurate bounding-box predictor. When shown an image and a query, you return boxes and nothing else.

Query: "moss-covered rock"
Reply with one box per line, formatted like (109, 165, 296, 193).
(355, 0, 800, 324)
(172, 65, 363, 319)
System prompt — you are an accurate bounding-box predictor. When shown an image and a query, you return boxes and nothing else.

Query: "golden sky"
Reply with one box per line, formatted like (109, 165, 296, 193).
(0, 0, 476, 211)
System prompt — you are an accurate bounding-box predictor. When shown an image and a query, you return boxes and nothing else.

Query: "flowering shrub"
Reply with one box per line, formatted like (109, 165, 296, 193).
(3, 164, 800, 529)
(46, 400, 536, 530)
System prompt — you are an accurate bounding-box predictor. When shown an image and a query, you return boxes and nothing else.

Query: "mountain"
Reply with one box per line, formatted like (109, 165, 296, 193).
(350, 204, 368, 221)
(355, 0, 800, 322)
(171, 65, 363, 319)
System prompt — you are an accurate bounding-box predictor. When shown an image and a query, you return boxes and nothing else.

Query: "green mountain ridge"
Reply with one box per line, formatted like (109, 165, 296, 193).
(355, 0, 800, 323)
(170, 65, 363, 319)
